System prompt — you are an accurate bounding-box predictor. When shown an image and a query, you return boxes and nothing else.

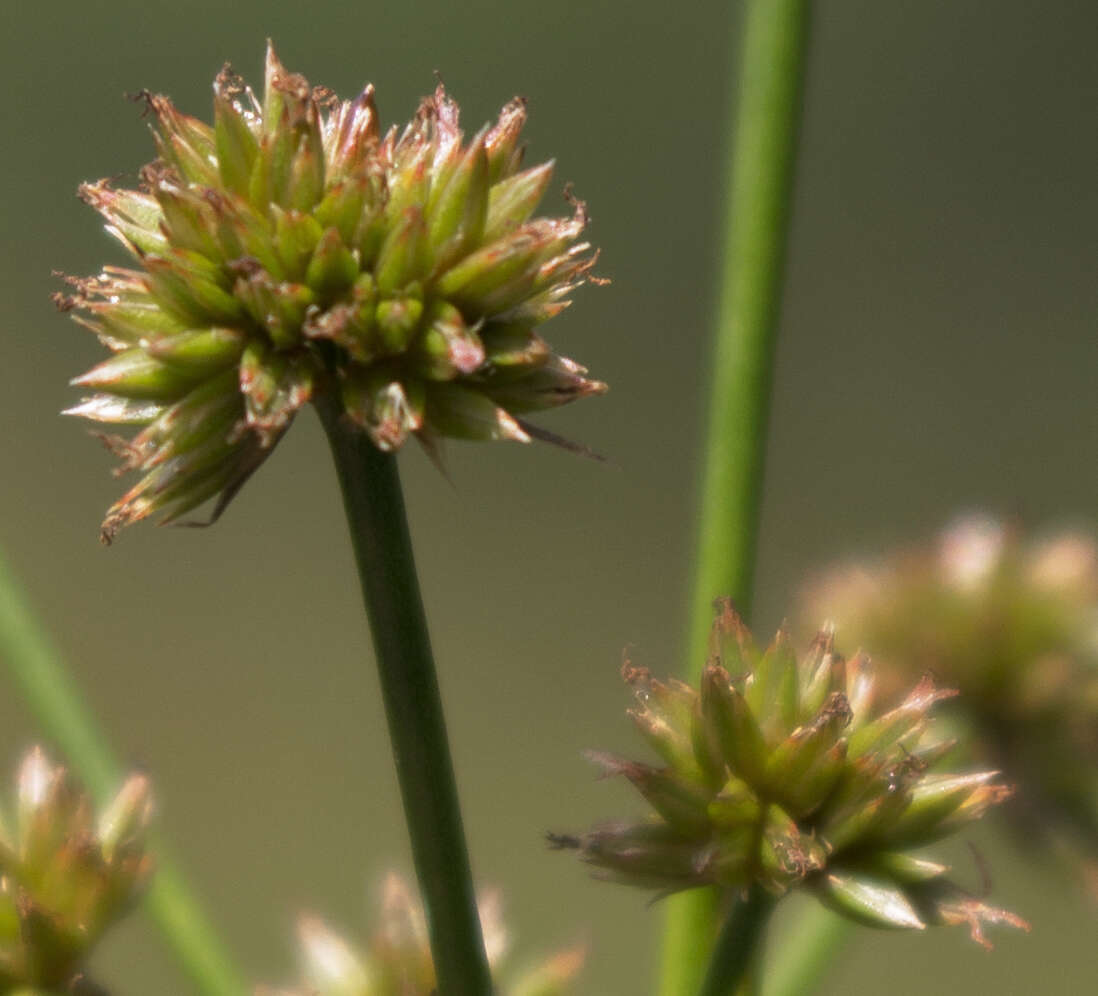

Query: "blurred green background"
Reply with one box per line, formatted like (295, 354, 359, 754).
(2, 1, 1095, 992)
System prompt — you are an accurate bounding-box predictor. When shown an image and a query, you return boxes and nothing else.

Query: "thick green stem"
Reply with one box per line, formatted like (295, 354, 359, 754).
(763, 906, 851, 996)
(0, 549, 246, 996)
(697, 887, 777, 996)
(660, 1, 811, 994)
(318, 401, 492, 996)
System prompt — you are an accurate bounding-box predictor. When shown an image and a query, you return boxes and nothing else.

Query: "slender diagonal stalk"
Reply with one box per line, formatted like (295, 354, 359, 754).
(697, 887, 777, 996)
(317, 398, 492, 996)
(0, 549, 246, 996)
(659, 2, 811, 994)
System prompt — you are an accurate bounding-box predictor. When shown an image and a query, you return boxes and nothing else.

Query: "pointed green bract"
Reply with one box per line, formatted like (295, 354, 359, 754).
(70, 349, 202, 401)
(814, 873, 925, 930)
(60, 43, 606, 541)
(555, 602, 1026, 944)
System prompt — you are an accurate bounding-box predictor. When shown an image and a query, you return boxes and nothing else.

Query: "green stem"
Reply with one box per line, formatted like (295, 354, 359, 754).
(763, 906, 851, 996)
(0, 549, 246, 996)
(697, 887, 777, 996)
(660, 1, 811, 994)
(318, 400, 492, 996)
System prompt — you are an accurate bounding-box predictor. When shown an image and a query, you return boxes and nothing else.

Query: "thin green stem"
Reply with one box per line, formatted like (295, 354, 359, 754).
(0, 549, 246, 996)
(763, 906, 851, 996)
(659, 1, 811, 994)
(697, 887, 777, 996)
(318, 400, 492, 996)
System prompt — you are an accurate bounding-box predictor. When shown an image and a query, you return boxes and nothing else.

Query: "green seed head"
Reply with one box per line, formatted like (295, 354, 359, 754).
(798, 515, 1098, 892)
(0, 749, 153, 989)
(59, 43, 606, 542)
(256, 873, 583, 996)
(553, 600, 1027, 944)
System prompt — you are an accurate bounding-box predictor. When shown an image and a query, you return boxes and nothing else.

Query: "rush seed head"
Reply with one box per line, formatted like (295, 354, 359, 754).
(256, 873, 583, 996)
(0, 748, 153, 989)
(59, 43, 606, 542)
(553, 600, 1027, 945)
(799, 514, 1098, 892)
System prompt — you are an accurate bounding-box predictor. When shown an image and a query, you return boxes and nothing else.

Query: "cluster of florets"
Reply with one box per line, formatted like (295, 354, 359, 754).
(553, 600, 1027, 944)
(256, 873, 582, 996)
(58, 43, 605, 541)
(798, 515, 1098, 889)
(0, 749, 152, 991)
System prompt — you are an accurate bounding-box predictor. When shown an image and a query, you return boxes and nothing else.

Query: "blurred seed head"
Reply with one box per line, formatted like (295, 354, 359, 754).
(59, 43, 607, 542)
(0, 748, 153, 990)
(256, 872, 583, 996)
(798, 515, 1098, 890)
(552, 600, 1026, 943)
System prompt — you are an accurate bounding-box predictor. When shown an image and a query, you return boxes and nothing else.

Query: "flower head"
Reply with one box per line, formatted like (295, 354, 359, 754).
(257, 873, 583, 996)
(58, 43, 606, 542)
(798, 515, 1098, 891)
(0, 748, 153, 989)
(552, 600, 1027, 944)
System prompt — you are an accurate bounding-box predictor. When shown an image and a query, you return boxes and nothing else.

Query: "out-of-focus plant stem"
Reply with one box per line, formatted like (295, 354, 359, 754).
(318, 398, 493, 996)
(0, 549, 247, 996)
(697, 887, 777, 996)
(659, 1, 811, 994)
(763, 907, 852, 996)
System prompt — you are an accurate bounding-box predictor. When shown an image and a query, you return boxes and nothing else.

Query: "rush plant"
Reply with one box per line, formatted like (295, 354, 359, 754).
(0, 5, 1056, 995)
